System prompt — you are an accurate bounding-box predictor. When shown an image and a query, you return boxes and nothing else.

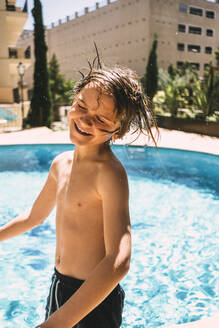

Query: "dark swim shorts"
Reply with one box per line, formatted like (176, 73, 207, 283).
(45, 267, 125, 328)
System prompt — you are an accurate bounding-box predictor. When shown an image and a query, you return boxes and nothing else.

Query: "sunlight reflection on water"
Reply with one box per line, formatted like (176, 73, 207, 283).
(0, 145, 218, 327)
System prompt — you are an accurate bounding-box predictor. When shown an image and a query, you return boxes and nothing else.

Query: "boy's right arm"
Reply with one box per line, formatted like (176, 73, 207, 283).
(0, 159, 58, 242)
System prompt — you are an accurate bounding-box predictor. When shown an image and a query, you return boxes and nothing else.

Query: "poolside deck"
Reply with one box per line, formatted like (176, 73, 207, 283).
(0, 126, 219, 155)
(0, 127, 218, 328)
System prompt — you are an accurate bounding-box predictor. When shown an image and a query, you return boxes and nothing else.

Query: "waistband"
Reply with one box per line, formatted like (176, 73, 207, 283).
(54, 267, 85, 289)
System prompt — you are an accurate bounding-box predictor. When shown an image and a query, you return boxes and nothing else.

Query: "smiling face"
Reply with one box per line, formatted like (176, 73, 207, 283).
(68, 83, 120, 147)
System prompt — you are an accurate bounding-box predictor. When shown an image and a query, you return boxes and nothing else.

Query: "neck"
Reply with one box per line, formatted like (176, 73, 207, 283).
(73, 143, 111, 162)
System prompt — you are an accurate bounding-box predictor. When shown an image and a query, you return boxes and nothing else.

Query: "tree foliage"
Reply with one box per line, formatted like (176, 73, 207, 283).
(26, 0, 52, 127)
(142, 35, 158, 101)
(154, 61, 219, 120)
(214, 49, 219, 68)
(167, 64, 177, 80)
(48, 53, 75, 121)
(192, 64, 219, 118)
(154, 69, 196, 117)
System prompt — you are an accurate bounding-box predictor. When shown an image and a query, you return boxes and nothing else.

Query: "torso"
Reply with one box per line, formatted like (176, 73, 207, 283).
(54, 151, 109, 279)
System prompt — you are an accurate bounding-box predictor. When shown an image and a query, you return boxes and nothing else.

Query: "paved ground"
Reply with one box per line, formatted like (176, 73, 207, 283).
(0, 126, 219, 155)
(0, 127, 218, 327)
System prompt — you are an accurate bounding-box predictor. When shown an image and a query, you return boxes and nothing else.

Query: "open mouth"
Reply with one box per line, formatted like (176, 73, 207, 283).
(74, 122, 92, 136)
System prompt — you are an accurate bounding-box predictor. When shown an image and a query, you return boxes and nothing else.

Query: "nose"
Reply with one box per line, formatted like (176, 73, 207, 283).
(80, 114, 93, 127)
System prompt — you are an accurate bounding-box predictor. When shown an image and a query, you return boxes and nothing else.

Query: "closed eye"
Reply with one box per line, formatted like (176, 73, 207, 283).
(96, 116, 104, 123)
(78, 103, 87, 111)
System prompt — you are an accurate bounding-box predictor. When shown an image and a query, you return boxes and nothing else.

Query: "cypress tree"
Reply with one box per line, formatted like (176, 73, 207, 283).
(143, 35, 158, 101)
(49, 53, 76, 121)
(49, 54, 65, 121)
(206, 64, 215, 116)
(27, 0, 52, 127)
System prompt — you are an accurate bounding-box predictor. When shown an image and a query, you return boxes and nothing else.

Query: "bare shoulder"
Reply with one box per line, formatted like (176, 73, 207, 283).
(97, 155, 129, 196)
(50, 150, 74, 178)
(52, 150, 73, 165)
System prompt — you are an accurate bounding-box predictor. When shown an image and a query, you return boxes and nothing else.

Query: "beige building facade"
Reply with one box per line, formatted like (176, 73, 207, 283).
(18, 0, 219, 90)
(0, 0, 31, 103)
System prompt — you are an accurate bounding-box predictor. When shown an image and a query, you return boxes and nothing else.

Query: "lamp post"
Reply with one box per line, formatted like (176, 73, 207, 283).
(17, 62, 25, 129)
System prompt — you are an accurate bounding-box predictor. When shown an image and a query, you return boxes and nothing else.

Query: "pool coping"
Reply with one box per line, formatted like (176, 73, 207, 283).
(0, 127, 219, 156)
(0, 143, 218, 159)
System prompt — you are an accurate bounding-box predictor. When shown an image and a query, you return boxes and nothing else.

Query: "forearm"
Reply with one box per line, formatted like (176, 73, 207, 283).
(43, 255, 129, 328)
(0, 209, 40, 242)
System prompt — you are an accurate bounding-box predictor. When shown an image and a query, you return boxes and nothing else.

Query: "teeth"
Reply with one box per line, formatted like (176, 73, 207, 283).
(76, 124, 90, 135)
(79, 127, 89, 134)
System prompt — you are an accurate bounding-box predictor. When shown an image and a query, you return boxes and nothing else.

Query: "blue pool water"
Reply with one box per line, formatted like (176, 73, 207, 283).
(0, 144, 218, 328)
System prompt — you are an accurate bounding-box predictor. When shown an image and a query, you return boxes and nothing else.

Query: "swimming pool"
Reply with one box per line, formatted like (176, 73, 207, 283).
(0, 144, 218, 327)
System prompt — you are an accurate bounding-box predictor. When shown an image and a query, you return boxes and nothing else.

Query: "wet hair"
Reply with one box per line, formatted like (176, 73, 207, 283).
(73, 50, 160, 148)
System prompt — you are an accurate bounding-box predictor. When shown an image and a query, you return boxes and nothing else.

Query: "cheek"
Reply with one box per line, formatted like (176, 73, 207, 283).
(68, 107, 79, 121)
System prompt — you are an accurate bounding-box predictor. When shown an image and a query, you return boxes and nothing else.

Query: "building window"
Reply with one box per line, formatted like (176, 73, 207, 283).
(177, 43, 185, 51)
(178, 24, 186, 33)
(189, 7, 203, 16)
(177, 61, 184, 69)
(8, 48, 18, 58)
(178, 24, 186, 32)
(6, 1, 15, 11)
(205, 47, 212, 54)
(206, 10, 215, 19)
(189, 26, 202, 35)
(206, 29, 213, 37)
(190, 63, 200, 70)
(179, 3, 187, 13)
(188, 45, 201, 53)
(25, 46, 31, 59)
(204, 63, 209, 70)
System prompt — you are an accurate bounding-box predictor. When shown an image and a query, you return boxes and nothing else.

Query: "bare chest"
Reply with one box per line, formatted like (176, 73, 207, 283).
(56, 166, 103, 230)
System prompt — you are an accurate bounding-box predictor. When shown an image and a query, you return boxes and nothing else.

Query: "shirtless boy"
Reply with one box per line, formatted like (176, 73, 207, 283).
(0, 65, 158, 328)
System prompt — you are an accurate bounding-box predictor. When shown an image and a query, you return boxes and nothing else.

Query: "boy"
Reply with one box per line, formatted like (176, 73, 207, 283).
(0, 65, 158, 328)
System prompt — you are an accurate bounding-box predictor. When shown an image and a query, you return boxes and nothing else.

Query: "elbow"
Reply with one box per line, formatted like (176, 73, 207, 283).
(27, 213, 45, 228)
(113, 255, 131, 278)
(120, 257, 131, 276)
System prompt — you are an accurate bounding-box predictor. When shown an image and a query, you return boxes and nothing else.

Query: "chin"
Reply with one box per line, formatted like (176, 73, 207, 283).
(69, 132, 88, 147)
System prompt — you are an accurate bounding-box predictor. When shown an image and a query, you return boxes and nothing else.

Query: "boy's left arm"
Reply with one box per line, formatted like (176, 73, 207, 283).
(38, 164, 131, 328)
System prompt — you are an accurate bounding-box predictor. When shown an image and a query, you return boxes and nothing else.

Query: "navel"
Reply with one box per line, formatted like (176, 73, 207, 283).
(77, 202, 82, 207)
